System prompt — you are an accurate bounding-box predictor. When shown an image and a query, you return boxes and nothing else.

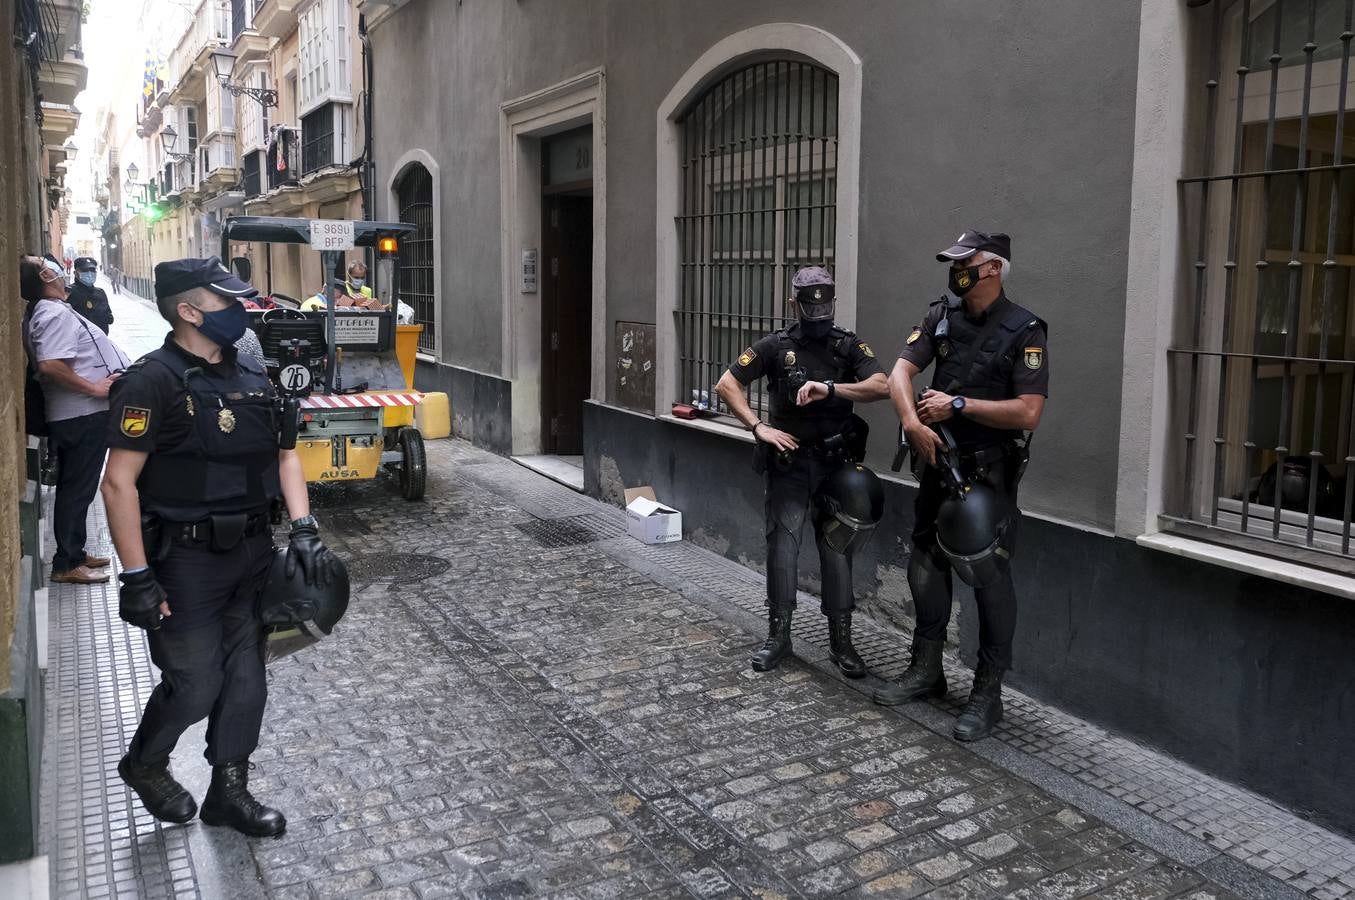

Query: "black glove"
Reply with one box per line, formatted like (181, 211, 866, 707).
(119, 569, 166, 631)
(286, 523, 336, 587)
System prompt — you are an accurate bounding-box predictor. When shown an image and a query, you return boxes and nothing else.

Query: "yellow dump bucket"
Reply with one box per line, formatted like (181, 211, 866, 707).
(395, 324, 425, 390)
(416, 391, 451, 439)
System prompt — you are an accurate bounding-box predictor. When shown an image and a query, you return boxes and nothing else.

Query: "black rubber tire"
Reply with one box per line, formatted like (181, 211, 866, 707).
(398, 428, 426, 501)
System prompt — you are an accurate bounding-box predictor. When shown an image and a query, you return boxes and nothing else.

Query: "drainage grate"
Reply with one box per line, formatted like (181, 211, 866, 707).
(347, 553, 450, 583)
(513, 515, 610, 548)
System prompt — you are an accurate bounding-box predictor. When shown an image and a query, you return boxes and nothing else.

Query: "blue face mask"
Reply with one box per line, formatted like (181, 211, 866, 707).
(193, 301, 249, 348)
(77, 271, 96, 287)
(349, 278, 365, 290)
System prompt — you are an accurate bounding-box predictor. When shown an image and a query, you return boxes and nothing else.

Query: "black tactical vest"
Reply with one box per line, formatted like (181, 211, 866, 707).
(767, 325, 858, 442)
(930, 297, 1044, 448)
(137, 348, 282, 520)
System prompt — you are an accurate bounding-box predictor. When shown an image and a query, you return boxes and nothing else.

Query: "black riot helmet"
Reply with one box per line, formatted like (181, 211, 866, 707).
(256, 547, 350, 662)
(935, 482, 1015, 588)
(814, 464, 886, 555)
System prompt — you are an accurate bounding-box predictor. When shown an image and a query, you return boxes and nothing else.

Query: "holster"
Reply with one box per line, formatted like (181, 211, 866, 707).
(140, 514, 170, 565)
(209, 512, 248, 552)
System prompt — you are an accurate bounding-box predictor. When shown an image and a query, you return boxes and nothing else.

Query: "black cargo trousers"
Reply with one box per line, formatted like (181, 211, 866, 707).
(765, 451, 854, 616)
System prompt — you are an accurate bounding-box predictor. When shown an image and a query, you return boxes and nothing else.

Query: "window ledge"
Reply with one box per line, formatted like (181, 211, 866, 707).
(1136, 532, 1355, 601)
(658, 413, 755, 444)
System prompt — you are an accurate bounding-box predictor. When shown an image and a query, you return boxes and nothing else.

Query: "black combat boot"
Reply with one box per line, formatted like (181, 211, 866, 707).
(827, 613, 867, 679)
(199, 760, 287, 837)
(873, 635, 946, 706)
(953, 663, 1004, 742)
(118, 754, 197, 824)
(750, 607, 793, 672)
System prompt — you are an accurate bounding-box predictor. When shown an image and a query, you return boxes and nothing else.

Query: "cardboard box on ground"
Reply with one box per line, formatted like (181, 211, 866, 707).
(624, 487, 682, 544)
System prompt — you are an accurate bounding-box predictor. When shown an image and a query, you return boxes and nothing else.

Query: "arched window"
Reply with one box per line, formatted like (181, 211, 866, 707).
(675, 60, 839, 415)
(396, 163, 436, 354)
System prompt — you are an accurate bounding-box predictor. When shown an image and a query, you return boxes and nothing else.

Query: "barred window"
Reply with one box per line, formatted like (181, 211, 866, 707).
(674, 61, 838, 416)
(397, 164, 436, 355)
(1173, 0, 1355, 571)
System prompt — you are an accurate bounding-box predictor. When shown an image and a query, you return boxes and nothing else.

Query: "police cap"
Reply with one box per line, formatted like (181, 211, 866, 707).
(936, 230, 1011, 263)
(73, 256, 98, 271)
(154, 256, 258, 301)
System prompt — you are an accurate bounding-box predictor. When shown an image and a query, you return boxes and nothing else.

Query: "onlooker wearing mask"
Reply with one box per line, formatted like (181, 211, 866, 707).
(69, 257, 115, 334)
(22, 255, 132, 584)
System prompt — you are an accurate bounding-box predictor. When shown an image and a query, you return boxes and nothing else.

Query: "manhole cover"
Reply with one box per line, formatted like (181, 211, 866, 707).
(346, 553, 449, 583)
(514, 515, 607, 548)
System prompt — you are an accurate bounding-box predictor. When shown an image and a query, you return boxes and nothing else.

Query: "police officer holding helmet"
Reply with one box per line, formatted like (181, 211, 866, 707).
(100, 257, 340, 836)
(873, 231, 1048, 742)
(716, 266, 890, 678)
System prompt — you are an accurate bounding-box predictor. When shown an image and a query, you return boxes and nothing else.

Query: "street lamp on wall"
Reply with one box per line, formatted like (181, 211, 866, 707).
(210, 50, 278, 108)
(159, 125, 193, 163)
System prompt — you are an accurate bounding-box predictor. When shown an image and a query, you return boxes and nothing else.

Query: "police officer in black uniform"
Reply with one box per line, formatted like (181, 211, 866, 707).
(873, 231, 1048, 741)
(100, 257, 337, 836)
(716, 266, 890, 678)
(68, 257, 114, 334)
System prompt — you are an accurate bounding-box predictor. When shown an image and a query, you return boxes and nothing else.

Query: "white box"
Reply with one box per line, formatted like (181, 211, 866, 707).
(624, 486, 683, 544)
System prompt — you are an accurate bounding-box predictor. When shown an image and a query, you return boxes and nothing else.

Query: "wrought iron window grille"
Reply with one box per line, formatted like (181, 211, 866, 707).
(1172, 0, 1355, 573)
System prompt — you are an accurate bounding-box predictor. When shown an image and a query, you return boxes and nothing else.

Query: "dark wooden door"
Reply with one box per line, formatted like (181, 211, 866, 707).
(541, 194, 593, 454)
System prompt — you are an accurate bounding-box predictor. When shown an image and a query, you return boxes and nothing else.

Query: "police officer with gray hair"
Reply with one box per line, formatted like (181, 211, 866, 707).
(874, 231, 1048, 741)
(716, 266, 890, 678)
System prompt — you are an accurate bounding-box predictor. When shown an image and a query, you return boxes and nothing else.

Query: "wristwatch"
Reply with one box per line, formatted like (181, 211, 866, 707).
(289, 514, 319, 531)
(824, 380, 836, 400)
(951, 396, 967, 416)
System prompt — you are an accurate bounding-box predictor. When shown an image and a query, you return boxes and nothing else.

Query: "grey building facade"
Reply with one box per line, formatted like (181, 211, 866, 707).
(363, 0, 1355, 834)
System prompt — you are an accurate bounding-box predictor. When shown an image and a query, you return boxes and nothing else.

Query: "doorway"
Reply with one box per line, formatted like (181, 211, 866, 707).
(538, 128, 594, 458)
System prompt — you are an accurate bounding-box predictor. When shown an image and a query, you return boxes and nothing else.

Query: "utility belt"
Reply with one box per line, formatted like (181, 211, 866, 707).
(141, 511, 271, 559)
(752, 415, 870, 475)
(952, 437, 1032, 487)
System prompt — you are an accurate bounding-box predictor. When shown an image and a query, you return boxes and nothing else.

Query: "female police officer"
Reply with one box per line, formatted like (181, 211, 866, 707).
(101, 257, 337, 836)
(716, 266, 890, 678)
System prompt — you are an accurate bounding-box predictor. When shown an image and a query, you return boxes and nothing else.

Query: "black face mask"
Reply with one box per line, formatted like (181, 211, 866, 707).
(948, 264, 983, 297)
(800, 319, 833, 339)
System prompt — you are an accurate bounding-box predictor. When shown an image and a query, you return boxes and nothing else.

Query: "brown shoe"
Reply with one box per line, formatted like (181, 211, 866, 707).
(83, 555, 111, 568)
(51, 565, 111, 585)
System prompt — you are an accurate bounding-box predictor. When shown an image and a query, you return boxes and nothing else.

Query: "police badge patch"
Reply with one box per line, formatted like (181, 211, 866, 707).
(120, 406, 150, 437)
(784, 350, 796, 366)
(737, 347, 756, 367)
(858, 342, 875, 358)
(937, 341, 952, 358)
(906, 328, 922, 345)
(1024, 347, 1044, 370)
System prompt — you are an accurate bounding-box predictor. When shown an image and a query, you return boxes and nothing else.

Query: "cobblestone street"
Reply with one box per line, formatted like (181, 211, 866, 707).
(29, 282, 1354, 899)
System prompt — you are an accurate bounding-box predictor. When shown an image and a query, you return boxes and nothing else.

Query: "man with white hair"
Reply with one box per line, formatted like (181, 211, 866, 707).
(874, 230, 1048, 742)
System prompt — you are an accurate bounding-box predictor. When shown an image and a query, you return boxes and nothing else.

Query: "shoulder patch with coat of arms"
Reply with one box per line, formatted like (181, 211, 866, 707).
(857, 342, 875, 358)
(120, 406, 150, 437)
(737, 347, 757, 367)
(1023, 347, 1044, 370)
(906, 327, 922, 345)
